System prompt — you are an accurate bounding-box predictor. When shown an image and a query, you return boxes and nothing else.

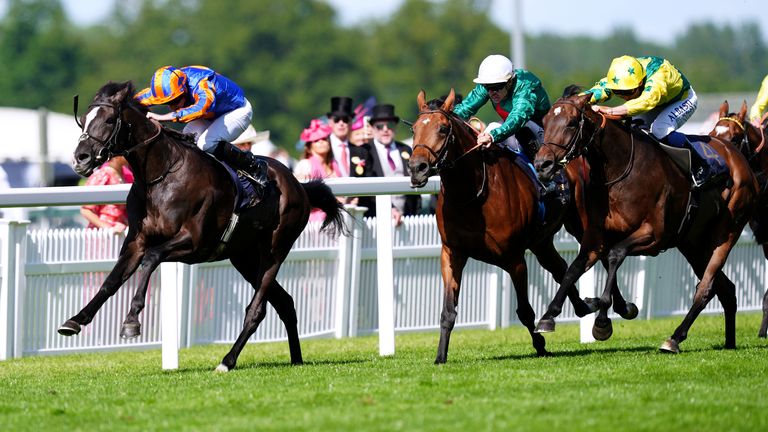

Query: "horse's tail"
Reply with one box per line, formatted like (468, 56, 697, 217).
(302, 179, 350, 237)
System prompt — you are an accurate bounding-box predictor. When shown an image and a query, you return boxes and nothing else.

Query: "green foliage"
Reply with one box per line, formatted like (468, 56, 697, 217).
(0, 313, 767, 431)
(0, 0, 766, 154)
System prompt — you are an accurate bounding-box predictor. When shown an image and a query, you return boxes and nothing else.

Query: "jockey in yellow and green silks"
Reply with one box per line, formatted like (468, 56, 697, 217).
(583, 55, 696, 142)
(750, 74, 768, 126)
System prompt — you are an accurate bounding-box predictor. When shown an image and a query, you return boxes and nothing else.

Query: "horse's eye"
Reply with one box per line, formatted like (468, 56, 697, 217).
(438, 125, 449, 135)
(105, 117, 116, 125)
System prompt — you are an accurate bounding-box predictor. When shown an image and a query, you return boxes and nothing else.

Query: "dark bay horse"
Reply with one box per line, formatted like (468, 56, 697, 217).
(534, 91, 758, 353)
(59, 81, 346, 372)
(408, 89, 596, 363)
(710, 100, 768, 337)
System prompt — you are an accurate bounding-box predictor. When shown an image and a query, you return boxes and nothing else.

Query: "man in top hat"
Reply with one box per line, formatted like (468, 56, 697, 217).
(362, 103, 421, 222)
(327, 96, 357, 177)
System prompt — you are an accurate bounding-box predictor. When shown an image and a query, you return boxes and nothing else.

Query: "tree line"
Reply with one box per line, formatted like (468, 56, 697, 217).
(1, 0, 766, 154)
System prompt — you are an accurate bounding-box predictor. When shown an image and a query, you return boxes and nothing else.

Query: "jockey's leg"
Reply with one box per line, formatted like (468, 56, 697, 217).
(649, 89, 704, 186)
(212, 141, 269, 190)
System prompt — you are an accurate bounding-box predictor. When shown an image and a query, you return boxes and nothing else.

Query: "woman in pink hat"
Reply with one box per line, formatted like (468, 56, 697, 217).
(293, 119, 344, 221)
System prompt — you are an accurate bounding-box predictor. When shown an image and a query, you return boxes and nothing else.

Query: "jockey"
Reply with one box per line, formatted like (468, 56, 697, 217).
(583, 55, 711, 187)
(135, 65, 268, 190)
(453, 54, 550, 162)
(749, 74, 768, 126)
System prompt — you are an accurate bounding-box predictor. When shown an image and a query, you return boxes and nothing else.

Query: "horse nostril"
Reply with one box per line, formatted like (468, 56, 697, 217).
(76, 153, 91, 163)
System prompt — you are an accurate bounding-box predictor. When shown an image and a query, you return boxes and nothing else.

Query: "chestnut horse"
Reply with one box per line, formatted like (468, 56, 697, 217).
(59, 81, 347, 371)
(710, 100, 768, 337)
(408, 89, 597, 363)
(534, 91, 757, 353)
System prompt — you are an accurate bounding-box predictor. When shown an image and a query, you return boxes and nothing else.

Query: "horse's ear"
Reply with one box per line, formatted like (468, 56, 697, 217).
(719, 100, 729, 118)
(417, 89, 428, 112)
(738, 101, 748, 121)
(112, 81, 133, 104)
(575, 93, 591, 106)
(441, 88, 455, 111)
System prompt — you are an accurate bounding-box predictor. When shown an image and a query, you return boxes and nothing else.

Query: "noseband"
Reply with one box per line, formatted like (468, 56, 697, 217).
(411, 109, 481, 173)
(541, 101, 606, 166)
(74, 96, 127, 163)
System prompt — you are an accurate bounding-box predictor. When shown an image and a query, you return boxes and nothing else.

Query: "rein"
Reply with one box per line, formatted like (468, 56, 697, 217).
(541, 101, 634, 186)
(74, 94, 182, 185)
(411, 109, 487, 202)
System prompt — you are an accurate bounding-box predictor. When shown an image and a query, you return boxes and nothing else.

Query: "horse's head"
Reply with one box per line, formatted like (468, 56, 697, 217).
(409, 88, 475, 188)
(711, 100, 749, 147)
(73, 81, 143, 177)
(534, 91, 595, 182)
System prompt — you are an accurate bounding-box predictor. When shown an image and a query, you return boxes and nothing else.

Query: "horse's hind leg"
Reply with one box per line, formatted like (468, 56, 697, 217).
(662, 243, 731, 353)
(759, 287, 768, 338)
(435, 245, 467, 364)
(592, 246, 630, 341)
(216, 254, 281, 372)
(58, 236, 145, 336)
(506, 258, 548, 356)
(267, 281, 303, 365)
(759, 244, 768, 338)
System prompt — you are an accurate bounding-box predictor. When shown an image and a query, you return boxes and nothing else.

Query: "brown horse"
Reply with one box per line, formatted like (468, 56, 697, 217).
(59, 81, 347, 371)
(408, 89, 597, 363)
(710, 100, 768, 337)
(534, 91, 758, 353)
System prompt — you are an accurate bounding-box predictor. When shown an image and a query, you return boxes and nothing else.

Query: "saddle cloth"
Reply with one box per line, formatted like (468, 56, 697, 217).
(221, 162, 261, 212)
(667, 132, 730, 180)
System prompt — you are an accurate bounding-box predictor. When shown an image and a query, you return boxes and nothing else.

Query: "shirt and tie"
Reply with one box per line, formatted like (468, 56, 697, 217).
(330, 134, 350, 177)
(373, 139, 406, 212)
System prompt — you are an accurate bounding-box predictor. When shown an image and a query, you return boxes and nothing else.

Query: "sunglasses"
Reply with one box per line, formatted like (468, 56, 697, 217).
(483, 82, 507, 92)
(331, 116, 350, 123)
(374, 121, 397, 131)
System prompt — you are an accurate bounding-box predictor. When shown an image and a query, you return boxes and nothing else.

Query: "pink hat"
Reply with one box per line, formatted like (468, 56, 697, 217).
(300, 118, 332, 142)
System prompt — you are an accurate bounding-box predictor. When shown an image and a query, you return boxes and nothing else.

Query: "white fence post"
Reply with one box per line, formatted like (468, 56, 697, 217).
(579, 266, 597, 343)
(160, 261, 183, 370)
(376, 196, 395, 356)
(0, 220, 29, 360)
(334, 205, 356, 338)
(346, 206, 367, 338)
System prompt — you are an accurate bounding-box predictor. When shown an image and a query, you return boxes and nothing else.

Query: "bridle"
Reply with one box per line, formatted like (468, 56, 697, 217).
(717, 116, 766, 158)
(541, 100, 634, 186)
(411, 108, 487, 202)
(411, 109, 482, 173)
(73, 95, 162, 163)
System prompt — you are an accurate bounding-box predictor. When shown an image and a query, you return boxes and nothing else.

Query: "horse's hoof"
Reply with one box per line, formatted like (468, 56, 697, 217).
(620, 302, 639, 320)
(57, 320, 81, 336)
(759, 331, 767, 339)
(583, 297, 600, 313)
(535, 318, 556, 333)
(659, 339, 680, 354)
(214, 364, 231, 373)
(120, 322, 141, 339)
(592, 319, 613, 341)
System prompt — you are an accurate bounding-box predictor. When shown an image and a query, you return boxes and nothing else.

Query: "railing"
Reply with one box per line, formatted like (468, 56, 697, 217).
(1, 178, 766, 369)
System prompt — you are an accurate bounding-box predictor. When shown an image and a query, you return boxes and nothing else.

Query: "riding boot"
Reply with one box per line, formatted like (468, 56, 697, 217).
(213, 141, 269, 191)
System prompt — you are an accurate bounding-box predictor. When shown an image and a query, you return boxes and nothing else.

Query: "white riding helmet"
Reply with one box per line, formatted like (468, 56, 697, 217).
(473, 55, 516, 84)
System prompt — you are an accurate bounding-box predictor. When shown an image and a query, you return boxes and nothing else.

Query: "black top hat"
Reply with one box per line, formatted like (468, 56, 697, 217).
(327, 96, 354, 118)
(370, 104, 400, 123)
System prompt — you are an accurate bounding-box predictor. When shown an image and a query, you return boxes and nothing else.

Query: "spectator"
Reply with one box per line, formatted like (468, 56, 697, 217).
(233, 125, 294, 169)
(362, 103, 421, 224)
(293, 119, 344, 222)
(326, 96, 355, 177)
(80, 156, 133, 233)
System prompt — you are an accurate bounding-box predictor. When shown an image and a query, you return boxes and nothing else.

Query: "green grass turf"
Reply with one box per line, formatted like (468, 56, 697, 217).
(1, 313, 766, 431)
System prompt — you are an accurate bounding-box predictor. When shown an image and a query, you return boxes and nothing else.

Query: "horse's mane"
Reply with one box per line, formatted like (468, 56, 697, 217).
(562, 84, 583, 98)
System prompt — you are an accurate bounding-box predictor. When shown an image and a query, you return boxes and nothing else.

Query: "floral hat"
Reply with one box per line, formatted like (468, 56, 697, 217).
(300, 118, 332, 143)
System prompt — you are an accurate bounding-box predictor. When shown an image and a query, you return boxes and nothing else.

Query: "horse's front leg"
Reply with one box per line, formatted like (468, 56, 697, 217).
(505, 257, 548, 356)
(58, 235, 145, 336)
(435, 245, 468, 364)
(529, 238, 597, 318)
(759, 243, 768, 338)
(535, 247, 599, 333)
(120, 233, 194, 338)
